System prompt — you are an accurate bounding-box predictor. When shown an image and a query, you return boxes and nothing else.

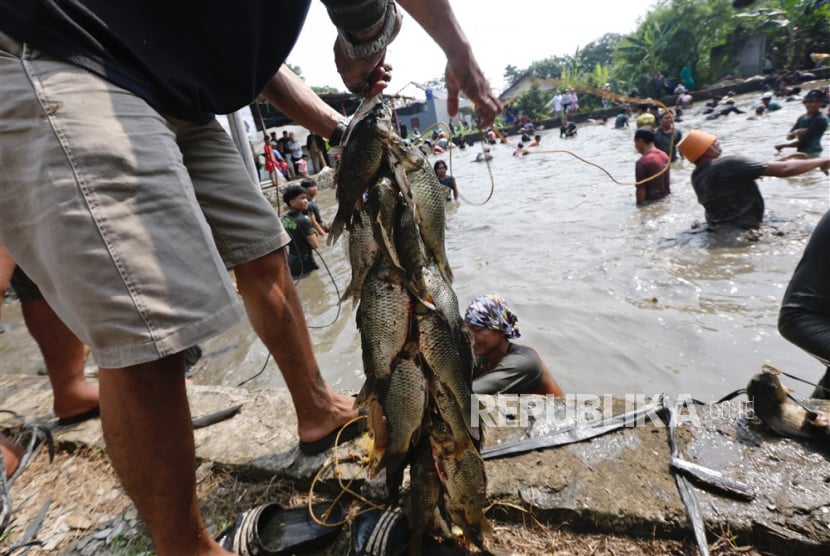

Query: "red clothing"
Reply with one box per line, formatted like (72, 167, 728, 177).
(264, 143, 279, 172)
(636, 148, 670, 203)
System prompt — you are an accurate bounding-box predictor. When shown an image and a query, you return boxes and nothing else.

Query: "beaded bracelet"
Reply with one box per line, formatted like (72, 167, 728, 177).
(336, 0, 398, 60)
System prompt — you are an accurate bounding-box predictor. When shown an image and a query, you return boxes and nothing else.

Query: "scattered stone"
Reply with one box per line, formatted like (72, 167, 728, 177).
(66, 514, 94, 530)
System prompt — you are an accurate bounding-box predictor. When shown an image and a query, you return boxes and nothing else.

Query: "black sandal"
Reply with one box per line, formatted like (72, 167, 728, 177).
(216, 500, 346, 555)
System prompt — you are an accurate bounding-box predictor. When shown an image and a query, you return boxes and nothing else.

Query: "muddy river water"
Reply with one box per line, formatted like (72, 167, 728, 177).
(199, 83, 830, 402)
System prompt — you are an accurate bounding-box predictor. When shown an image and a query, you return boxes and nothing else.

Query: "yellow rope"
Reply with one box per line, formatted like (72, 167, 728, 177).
(437, 82, 680, 205)
(306, 413, 386, 527)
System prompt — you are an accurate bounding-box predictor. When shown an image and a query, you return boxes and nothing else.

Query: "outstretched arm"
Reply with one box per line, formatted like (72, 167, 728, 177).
(260, 65, 345, 143)
(764, 157, 830, 178)
(397, 0, 501, 127)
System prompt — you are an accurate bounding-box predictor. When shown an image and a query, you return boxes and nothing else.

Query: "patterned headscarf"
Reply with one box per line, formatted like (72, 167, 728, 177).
(464, 294, 521, 339)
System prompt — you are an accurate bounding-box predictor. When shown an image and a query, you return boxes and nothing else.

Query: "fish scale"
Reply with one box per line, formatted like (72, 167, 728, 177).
(390, 140, 454, 284)
(328, 98, 392, 245)
(429, 421, 491, 551)
(342, 206, 380, 305)
(376, 354, 428, 472)
(356, 258, 411, 385)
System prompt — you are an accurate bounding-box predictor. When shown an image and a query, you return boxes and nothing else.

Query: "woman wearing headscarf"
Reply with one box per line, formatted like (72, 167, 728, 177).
(464, 294, 565, 396)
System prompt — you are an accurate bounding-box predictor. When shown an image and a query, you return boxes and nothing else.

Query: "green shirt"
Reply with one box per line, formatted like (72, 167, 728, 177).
(792, 113, 828, 155)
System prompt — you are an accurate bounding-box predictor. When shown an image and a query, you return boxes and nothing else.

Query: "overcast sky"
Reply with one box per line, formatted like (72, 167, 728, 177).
(288, 1, 658, 94)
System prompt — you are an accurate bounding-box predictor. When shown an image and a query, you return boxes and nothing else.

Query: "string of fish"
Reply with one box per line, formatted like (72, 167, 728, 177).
(325, 94, 492, 552)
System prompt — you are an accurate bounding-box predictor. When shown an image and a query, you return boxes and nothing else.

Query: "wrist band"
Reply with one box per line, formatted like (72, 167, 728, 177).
(337, 0, 397, 59)
(329, 120, 349, 146)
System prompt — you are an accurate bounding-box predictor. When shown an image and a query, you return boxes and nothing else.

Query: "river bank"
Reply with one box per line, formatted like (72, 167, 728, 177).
(1, 367, 827, 555)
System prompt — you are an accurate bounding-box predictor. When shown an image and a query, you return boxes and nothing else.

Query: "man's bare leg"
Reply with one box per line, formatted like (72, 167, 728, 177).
(234, 248, 357, 443)
(99, 356, 230, 555)
(21, 298, 99, 419)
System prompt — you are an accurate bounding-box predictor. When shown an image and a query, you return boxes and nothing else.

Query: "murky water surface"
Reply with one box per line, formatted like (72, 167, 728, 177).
(202, 83, 830, 401)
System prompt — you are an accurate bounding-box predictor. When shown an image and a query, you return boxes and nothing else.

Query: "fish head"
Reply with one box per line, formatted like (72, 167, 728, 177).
(389, 138, 427, 172)
(747, 370, 788, 413)
(427, 418, 457, 460)
(344, 97, 392, 146)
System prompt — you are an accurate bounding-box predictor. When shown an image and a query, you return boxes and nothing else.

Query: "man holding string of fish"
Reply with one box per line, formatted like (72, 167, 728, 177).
(0, 0, 501, 554)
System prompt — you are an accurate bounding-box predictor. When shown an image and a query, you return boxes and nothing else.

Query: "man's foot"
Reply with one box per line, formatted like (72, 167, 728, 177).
(57, 406, 101, 427)
(297, 390, 360, 448)
(53, 381, 99, 422)
(298, 412, 368, 456)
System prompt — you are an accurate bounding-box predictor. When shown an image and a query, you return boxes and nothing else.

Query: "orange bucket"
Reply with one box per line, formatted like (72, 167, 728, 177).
(677, 130, 717, 163)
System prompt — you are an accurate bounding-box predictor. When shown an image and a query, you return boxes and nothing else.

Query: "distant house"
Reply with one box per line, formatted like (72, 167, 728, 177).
(392, 82, 473, 136)
(248, 83, 473, 141)
(499, 71, 559, 105)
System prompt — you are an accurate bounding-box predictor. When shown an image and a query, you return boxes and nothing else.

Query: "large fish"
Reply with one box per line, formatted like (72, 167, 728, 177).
(428, 373, 478, 452)
(328, 96, 392, 244)
(393, 202, 432, 306)
(747, 369, 830, 441)
(417, 304, 476, 444)
(407, 442, 451, 556)
(374, 353, 428, 482)
(341, 205, 381, 305)
(389, 140, 453, 284)
(370, 180, 436, 310)
(421, 264, 463, 327)
(356, 257, 412, 387)
(368, 175, 403, 272)
(428, 418, 491, 552)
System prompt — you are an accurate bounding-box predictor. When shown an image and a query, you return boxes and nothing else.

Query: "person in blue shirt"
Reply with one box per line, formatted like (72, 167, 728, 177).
(433, 159, 458, 201)
(614, 108, 630, 128)
(758, 91, 782, 112)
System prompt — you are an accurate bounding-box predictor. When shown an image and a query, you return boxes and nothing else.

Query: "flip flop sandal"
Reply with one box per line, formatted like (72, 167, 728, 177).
(350, 507, 466, 556)
(217, 501, 346, 555)
(350, 507, 408, 556)
(55, 406, 100, 427)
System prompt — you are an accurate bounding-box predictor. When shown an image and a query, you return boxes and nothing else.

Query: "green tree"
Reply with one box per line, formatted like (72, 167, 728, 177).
(736, 0, 830, 70)
(500, 0, 827, 100)
(311, 85, 340, 94)
(504, 64, 523, 88)
(529, 56, 569, 80)
(513, 85, 553, 121)
(579, 33, 623, 75)
(610, 0, 734, 93)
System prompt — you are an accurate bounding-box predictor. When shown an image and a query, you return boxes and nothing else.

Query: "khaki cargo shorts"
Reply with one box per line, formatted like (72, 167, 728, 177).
(0, 32, 290, 368)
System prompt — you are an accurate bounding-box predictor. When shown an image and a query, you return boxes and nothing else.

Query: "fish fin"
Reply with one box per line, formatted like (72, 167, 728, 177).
(339, 281, 358, 305)
(404, 279, 436, 312)
(327, 208, 349, 246)
(373, 222, 402, 271)
(435, 259, 454, 284)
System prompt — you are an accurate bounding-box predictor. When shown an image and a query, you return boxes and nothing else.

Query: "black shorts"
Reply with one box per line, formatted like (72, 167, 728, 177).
(10, 266, 43, 302)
